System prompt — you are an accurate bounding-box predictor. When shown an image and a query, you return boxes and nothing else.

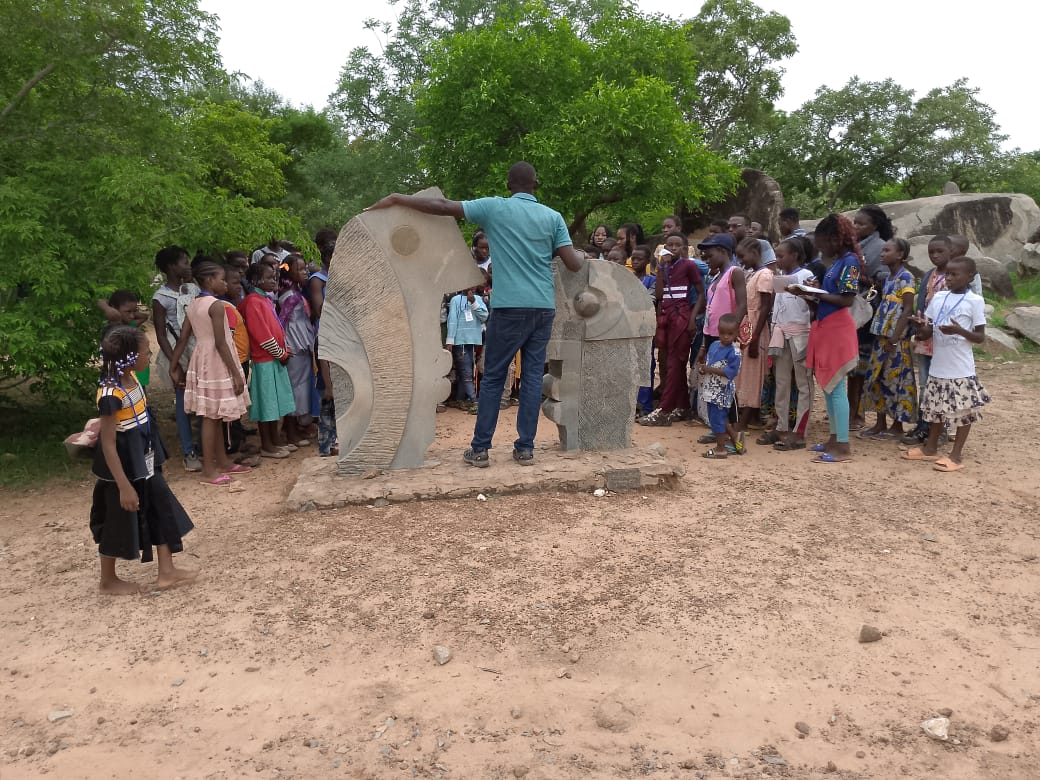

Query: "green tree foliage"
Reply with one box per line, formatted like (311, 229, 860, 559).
(0, 0, 306, 397)
(415, 2, 737, 233)
(747, 77, 1006, 210)
(686, 0, 797, 153)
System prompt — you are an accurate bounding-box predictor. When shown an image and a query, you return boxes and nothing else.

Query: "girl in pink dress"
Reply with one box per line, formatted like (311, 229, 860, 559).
(170, 261, 251, 485)
(733, 237, 775, 434)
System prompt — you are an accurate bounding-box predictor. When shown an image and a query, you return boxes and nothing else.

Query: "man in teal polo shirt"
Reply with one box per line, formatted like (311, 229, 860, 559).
(367, 162, 583, 466)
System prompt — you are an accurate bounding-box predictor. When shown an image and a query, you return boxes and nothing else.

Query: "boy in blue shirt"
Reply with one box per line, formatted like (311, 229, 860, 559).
(445, 287, 489, 412)
(698, 313, 742, 459)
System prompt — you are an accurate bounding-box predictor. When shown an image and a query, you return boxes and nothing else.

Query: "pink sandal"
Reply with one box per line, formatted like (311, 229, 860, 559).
(226, 464, 252, 474)
(199, 474, 231, 486)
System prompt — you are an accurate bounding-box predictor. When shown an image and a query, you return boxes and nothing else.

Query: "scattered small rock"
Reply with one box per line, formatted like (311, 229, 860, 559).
(372, 498, 389, 507)
(646, 442, 666, 457)
(922, 533, 938, 543)
(555, 667, 571, 679)
(512, 767, 530, 778)
(96, 717, 105, 725)
(826, 761, 838, 773)
(510, 708, 522, 720)
(858, 625, 883, 643)
(762, 754, 787, 766)
(361, 469, 381, 480)
(921, 716, 950, 741)
(569, 652, 581, 664)
(1024, 554, 1038, 562)
(22, 746, 36, 757)
(989, 725, 1010, 742)
(432, 646, 453, 665)
(172, 679, 185, 687)
(422, 610, 435, 620)
(593, 488, 606, 498)
(795, 721, 811, 735)
(594, 697, 635, 732)
(199, 648, 208, 657)
(47, 710, 73, 723)
(856, 750, 866, 758)
(938, 707, 953, 717)
(679, 758, 697, 769)
(476, 494, 487, 502)
(45, 742, 60, 756)
(245, 666, 260, 673)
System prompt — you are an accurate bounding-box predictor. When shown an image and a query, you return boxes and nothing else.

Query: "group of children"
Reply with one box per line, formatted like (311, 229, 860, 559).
(88, 233, 339, 593)
(598, 209, 990, 469)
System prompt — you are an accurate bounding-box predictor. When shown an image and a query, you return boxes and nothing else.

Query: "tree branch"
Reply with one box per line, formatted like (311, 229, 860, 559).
(568, 192, 623, 236)
(0, 64, 56, 124)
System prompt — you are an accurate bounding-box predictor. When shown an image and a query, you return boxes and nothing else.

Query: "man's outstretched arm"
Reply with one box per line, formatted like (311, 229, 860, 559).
(556, 244, 584, 273)
(365, 193, 465, 219)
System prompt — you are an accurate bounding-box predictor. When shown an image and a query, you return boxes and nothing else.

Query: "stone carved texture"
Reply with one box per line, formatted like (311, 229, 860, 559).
(542, 259, 656, 450)
(319, 189, 485, 473)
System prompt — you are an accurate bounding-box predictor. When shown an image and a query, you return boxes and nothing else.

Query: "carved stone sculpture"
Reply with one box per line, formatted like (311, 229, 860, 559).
(541, 259, 656, 450)
(318, 188, 485, 473)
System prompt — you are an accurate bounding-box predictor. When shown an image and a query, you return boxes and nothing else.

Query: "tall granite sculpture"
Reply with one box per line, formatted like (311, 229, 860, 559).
(318, 188, 485, 473)
(541, 259, 656, 450)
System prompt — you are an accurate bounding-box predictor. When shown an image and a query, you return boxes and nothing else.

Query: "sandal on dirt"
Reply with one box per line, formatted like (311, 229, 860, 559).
(756, 431, 781, 445)
(260, 449, 290, 459)
(933, 457, 965, 472)
(697, 434, 717, 444)
(810, 443, 828, 453)
(900, 447, 939, 462)
(200, 474, 231, 486)
(857, 428, 884, 440)
(812, 453, 852, 464)
(773, 439, 806, 451)
(226, 463, 252, 473)
(703, 447, 728, 459)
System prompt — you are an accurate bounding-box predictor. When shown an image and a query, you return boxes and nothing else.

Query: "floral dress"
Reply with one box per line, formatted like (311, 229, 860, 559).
(864, 267, 916, 421)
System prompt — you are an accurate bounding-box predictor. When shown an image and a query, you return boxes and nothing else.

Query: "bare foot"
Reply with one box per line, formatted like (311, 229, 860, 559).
(155, 567, 200, 590)
(99, 578, 141, 596)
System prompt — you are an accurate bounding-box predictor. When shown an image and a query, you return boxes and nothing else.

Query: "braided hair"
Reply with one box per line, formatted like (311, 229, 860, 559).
(815, 213, 863, 266)
(857, 204, 894, 241)
(99, 325, 143, 387)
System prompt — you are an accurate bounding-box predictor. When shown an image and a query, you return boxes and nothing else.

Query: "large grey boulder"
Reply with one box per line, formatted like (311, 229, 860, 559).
(1006, 306, 1040, 345)
(975, 257, 1016, 298)
(880, 193, 1040, 260)
(705, 168, 785, 242)
(1020, 243, 1040, 275)
(983, 328, 1021, 355)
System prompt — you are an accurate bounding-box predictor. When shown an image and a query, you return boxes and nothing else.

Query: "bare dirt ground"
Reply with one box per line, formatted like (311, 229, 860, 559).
(2, 356, 1039, 779)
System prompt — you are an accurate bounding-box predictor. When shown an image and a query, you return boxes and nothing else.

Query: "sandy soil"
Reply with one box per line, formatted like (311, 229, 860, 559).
(1, 357, 1039, 779)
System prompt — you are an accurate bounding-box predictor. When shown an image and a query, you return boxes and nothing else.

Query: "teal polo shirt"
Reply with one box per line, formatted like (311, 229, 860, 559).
(461, 193, 572, 309)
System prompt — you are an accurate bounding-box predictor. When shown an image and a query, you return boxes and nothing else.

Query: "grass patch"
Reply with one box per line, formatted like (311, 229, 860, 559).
(0, 392, 95, 489)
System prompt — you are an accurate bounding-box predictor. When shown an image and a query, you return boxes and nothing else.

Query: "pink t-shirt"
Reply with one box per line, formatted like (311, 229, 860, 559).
(704, 266, 736, 337)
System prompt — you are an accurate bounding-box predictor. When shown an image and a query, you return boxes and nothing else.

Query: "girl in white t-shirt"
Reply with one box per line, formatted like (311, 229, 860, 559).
(903, 257, 990, 472)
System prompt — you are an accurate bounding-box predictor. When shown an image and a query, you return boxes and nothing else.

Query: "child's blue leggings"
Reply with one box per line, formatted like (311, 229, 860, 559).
(823, 376, 850, 443)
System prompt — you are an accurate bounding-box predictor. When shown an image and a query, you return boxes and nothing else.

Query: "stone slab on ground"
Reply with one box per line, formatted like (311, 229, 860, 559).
(287, 445, 685, 511)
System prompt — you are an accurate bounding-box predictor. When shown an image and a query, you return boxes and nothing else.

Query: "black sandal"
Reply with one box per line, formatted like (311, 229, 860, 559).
(756, 430, 781, 445)
(773, 438, 806, 451)
(703, 447, 728, 459)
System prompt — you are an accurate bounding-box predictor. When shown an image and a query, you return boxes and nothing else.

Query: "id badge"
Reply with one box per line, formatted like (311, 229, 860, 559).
(144, 450, 155, 479)
(463, 308, 474, 322)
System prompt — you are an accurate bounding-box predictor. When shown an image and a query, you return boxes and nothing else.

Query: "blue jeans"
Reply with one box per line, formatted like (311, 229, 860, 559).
(174, 387, 198, 456)
(453, 344, 477, 402)
(471, 307, 554, 452)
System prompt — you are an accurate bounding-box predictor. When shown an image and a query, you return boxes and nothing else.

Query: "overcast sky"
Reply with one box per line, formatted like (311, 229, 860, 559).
(199, 0, 1038, 152)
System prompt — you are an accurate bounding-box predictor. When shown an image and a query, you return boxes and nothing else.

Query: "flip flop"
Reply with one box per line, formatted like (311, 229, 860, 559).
(872, 431, 897, 440)
(812, 453, 852, 464)
(697, 434, 717, 444)
(933, 457, 965, 472)
(226, 463, 252, 473)
(200, 474, 231, 486)
(901, 447, 939, 462)
(703, 447, 728, 459)
(857, 429, 884, 440)
(260, 449, 290, 459)
(773, 439, 806, 451)
(810, 443, 827, 453)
